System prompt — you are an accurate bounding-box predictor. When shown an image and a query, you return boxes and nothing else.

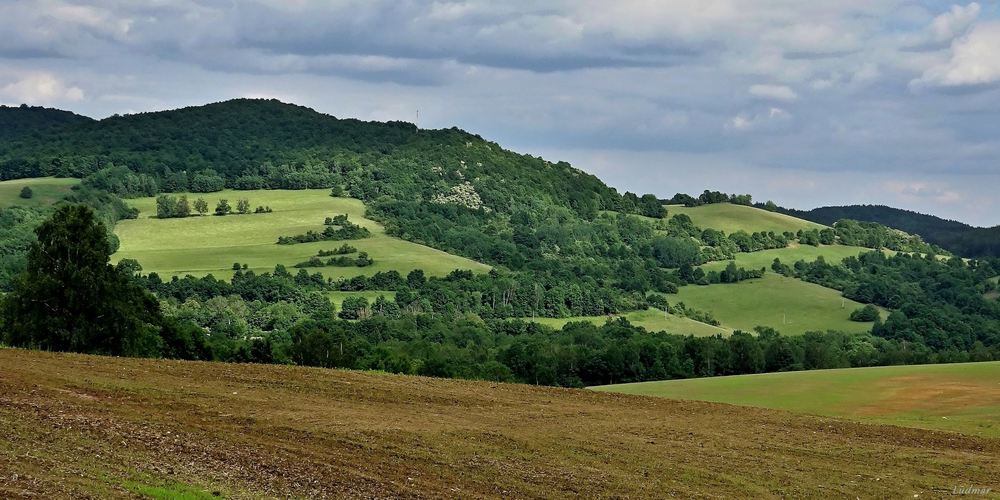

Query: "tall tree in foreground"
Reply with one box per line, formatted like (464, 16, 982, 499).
(0, 205, 163, 356)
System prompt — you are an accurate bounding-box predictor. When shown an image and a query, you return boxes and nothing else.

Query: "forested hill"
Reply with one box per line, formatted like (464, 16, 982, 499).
(786, 205, 1000, 258)
(0, 98, 618, 204)
(0, 104, 93, 141)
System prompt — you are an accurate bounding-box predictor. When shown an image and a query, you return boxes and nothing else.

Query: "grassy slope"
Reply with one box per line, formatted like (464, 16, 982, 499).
(528, 309, 731, 337)
(3, 349, 998, 498)
(593, 362, 1000, 437)
(0, 177, 79, 208)
(673, 274, 877, 335)
(666, 203, 826, 234)
(112, 189, 489, 280)
(698, 243, 886, 273)
(326, 290, 395, 309)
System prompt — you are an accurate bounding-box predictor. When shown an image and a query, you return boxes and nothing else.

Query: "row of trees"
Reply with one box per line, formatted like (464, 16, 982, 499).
(155, 195, 266, 218)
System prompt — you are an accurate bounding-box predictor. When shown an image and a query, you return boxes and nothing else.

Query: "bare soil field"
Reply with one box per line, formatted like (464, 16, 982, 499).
(1, 349, 998, 498)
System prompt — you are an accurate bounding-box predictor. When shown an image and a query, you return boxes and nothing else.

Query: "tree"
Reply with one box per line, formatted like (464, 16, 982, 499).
(19, 186, 33, 199)
(156, 194, 175, 218)
(339, 296, 370, 320)
(215, 199, 232, 216)
(236, 198, 250, 214)
(850, 304, 880, 322)
(194, 197, 208, 216)
(0, 205, 162, 356)
(174, 195, 191, 218)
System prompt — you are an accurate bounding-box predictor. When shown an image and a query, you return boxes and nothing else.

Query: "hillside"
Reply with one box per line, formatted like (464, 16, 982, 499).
(112, 188, 489, 280)
(3, 349, 998, 498)
(593, 361, 1000, 437)
(673, 274, 878, 335)
(667, 202, 825, 234)
(788, 204, 1000, 257)
(0, 177, 79, 208)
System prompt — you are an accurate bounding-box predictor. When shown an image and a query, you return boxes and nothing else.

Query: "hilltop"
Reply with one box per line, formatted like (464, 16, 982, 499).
(2, 348, 998, 498)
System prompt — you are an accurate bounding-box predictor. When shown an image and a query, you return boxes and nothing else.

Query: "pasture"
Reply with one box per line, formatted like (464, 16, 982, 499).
(592, 361, 1000, 437)
(0, 177, 79, 208)
(326, 290, 395, 309)
(665, 203, 826, 234)
(672, 274, 877, 335)
(112, 189, 490, 280)
(527, 308, 731, 337)
(699, 243, 885, 273)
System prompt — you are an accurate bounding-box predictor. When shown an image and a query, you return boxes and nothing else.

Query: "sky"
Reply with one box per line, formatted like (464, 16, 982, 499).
(2, 1, 1000, 226)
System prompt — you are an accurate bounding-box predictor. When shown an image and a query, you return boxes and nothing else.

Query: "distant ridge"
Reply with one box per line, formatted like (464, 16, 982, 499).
(786, 204, 1000, 257)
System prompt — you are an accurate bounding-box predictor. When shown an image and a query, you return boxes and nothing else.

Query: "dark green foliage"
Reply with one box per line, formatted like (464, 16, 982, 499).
(83, 166, 158, 198)
(189, 169, 225, 193)
(317, 244, 357, 256)
(650, 236, 700, 267)
(278, 215, 370, 244)
(215, 199, 232, 216)
(18, 186, 32, 199)
(0, 104, 92, 144)
(790, 251, 1000, 351)
(0, 205, 162, 356)
(155, 194, 191, 219)
(850, 304, 880, 322)
(665, 191, 752, 207)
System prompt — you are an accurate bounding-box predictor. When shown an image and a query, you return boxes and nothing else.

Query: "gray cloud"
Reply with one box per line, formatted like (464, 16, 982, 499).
(2, 1, 1000, 225)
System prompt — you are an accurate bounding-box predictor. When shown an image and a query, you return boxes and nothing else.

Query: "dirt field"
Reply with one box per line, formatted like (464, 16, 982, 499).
(1, 349, 998, 498)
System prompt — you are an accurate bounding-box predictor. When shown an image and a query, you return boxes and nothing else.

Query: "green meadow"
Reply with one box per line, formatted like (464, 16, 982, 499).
(112, 189, 490, 280)
(592, 361, 1000, 437)
(672, 274, 877, 335)
(527, 308, 731, 337)
(665, 203, 826, 234)
(0, 177, 79, 208)
(699, 244, 886, 273)
(326, 290, 395, 309)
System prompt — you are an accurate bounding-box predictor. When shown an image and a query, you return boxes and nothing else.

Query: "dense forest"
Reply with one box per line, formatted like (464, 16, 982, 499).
(784, 204, 1000, 258)
(1, 99, 998, 387)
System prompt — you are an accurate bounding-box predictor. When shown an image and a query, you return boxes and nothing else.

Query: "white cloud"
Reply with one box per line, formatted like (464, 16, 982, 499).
(912, 21, 1000, 88)
(749, 84, 798, 101)
(929, 3, 980, 43)
(0, 73, 84, 104)
(727, 107, 790, 131)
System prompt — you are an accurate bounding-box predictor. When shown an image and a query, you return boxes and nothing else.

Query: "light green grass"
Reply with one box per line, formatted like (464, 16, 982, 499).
(592, 362, 1000, 437)
(326, 290, 395, 309)
(112, 189, 490, 280)
(665, 203, 826, 234)
(673, 274, 877, 335)
(0, 177, 79, 208)
(699, 244, 886, 273)
(527, 308, 731, 337)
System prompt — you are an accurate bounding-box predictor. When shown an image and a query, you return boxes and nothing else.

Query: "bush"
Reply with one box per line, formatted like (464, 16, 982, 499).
(18, 186, 32, 199)
(850, 304, 880, 322)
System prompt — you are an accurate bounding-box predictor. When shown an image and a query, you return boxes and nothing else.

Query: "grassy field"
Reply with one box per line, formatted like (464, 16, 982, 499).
(528, 308, 731, 337)
(3, 349, 998, 498)
(0, 177, 79, 208)
(593, 362, 1000, 438)
(326, 290, 395, 309)
(673, 274, 877, 335)
(112, 189, 489, 280)
(665, 203, 826, 234)
(699, 243, 884, 273)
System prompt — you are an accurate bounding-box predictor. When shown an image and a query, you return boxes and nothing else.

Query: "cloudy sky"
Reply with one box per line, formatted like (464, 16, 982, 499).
(2, 1, 1000, 225)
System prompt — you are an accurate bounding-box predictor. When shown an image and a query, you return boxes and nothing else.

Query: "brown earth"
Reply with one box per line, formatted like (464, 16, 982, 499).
(1, 348, 998, 499)
(856, 375, 1000, 417)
